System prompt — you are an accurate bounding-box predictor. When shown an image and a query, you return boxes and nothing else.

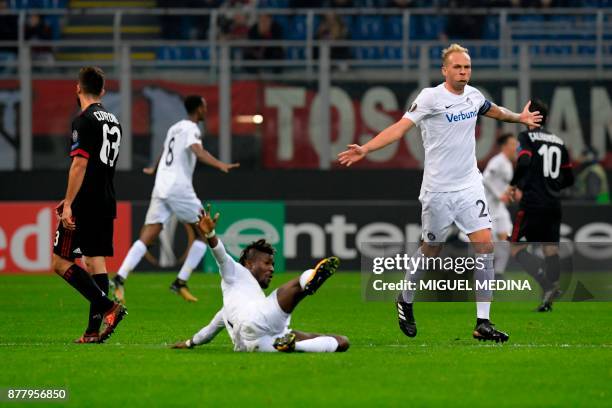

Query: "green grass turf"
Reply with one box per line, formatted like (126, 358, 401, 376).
(1, 272, 612, 407)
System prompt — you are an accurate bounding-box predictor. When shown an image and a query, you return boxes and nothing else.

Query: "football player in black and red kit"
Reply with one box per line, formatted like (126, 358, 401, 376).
(51, 66, 127, 343)
(508, 99, 575, 312)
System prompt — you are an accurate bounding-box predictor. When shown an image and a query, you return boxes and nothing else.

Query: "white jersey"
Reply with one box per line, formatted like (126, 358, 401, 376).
(152, 119, 202, 199)
(403, 83, 491, 192)
(209, 240, 266, 331)
(483, 152, 514, 211)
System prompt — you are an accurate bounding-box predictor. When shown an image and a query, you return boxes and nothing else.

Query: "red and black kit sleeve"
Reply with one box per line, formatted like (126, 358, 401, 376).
(510, 132, 532, 189)
(69, 116, 94, 159)
(560, 146, 575, 188)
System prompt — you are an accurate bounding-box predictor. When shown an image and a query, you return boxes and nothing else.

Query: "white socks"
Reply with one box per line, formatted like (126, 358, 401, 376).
(402, 247, 425, 303)
(477, 302, 491, 320)
(117, 240, 147, 280)
(299, 269, 314, 290)
(494, 241, 510, 275)
(475, 252, 495, 320)
(177, 240, 207, 282)
(295, 336, 339, 352)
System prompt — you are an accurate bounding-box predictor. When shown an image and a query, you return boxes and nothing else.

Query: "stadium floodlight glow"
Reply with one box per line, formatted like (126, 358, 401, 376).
(235, 115, 264, 124)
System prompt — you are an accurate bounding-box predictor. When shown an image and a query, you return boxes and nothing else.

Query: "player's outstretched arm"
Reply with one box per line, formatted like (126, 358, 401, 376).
(484, 100, 543, 128)
(190, 144, 240, 173)
(172, 308, 225, 349)
(337, 118, 414, 167)
(143, 154, 161, 175)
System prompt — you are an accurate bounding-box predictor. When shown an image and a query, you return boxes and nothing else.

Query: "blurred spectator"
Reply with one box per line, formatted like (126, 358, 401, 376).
(158, 0, 222, 39)
(572, 147, 610, 204)
(0, 0, 18, 56)
(25, 14, 54, 62)
(219, 11, 250, 40)
(245, 14, 284, 73)
(442, 0, 485, 40)
(315, 12, 351, 62)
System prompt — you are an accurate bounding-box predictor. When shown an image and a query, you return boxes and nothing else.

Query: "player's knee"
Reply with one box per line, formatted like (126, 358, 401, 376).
(475, 242, 495, 254)
(51, 254, 70, 276)
(335, 335, 350, 352)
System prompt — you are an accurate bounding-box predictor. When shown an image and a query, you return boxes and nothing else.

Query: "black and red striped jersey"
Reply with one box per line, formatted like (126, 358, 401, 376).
(69, 102, 122, 219)
(512, 128, 573, 209)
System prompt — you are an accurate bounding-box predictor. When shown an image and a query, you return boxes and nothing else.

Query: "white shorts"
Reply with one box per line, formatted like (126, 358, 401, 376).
(236, 290, 292, 352)
(419, 183, 492, 243)
(144, 194, 202, 225)
(490, 204, 513, 238)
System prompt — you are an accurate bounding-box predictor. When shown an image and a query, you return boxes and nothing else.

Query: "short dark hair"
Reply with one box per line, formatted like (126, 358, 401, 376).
(78, 66, 105, 96)
(239, 239, 275, 266)
(184, 95, 204, 114)
(496, 132, 516, 147)
(529, 98, 548, 126)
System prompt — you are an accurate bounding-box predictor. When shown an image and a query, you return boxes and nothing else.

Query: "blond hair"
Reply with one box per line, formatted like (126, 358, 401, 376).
(441, 43, 469, 65)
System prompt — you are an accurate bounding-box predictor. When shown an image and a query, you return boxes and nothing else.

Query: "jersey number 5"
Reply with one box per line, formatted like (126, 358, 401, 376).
(537, 144, 561, 179)
(100, 124, 121, 167)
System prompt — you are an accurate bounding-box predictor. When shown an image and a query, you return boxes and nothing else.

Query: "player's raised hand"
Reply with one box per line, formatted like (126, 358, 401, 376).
(519, 101, 543, 128)
(142, 167, 155, 175)
(337, 144, 368, 167)
(61, 202, 76, 230)
(219, 162, 240, 173)
(197, 204, 220, 236)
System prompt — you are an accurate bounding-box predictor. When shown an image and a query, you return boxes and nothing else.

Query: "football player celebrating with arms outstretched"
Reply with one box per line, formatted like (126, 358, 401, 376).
(339, 44, 542, 343)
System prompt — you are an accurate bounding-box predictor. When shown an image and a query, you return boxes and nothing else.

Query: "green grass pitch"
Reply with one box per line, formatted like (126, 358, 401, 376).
(2, 272, 612, 407)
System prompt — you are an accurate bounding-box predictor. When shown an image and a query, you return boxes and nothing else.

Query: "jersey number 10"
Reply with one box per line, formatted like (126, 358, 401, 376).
(100, 124, 121, 167)
(537, 144, 561, 179)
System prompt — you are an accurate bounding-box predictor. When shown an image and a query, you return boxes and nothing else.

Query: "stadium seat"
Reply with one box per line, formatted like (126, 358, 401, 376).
(286, 15, 307, 40)
(353, 46, 381, 60)
(286, 46, 306, 60)
(483, 15, 499, 40)
(352, 16, 384, 40)
(193, 47, 210, 61)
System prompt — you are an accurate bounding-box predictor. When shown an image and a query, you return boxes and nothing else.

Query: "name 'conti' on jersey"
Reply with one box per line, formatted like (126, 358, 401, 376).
(153, 119, 203, 199)
(403, 83, 492, 193)
(69, 103, 122, 219)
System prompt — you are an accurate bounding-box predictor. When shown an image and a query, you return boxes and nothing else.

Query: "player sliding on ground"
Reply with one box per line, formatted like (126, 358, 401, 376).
(112, 95, 239, 303)
(172, 206, 349, 353)
(338, 43, 543, 343)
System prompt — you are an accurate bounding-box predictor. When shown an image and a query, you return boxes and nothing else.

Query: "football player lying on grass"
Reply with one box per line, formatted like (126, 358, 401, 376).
(172, 206, 349, 353)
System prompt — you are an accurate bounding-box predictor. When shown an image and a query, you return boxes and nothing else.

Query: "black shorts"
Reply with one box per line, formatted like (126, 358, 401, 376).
(53, 217, 114, 260)
(511, 207, 561, 243)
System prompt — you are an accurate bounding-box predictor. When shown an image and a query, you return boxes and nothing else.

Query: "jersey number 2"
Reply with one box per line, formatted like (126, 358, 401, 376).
(100, 124, 121, 167)
(537, 144, 561, 179)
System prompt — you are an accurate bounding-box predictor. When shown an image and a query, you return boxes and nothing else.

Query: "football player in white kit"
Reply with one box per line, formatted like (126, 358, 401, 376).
(172, 207, 350, 353)
(112, 95, 239, 303)
(482, 133, 518, 275)
(338, 44, 542, 343)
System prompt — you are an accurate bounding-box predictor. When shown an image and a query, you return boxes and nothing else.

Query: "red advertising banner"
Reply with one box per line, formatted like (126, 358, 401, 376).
(0, 202, 132, 273)
(1, 79, 611, 169)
